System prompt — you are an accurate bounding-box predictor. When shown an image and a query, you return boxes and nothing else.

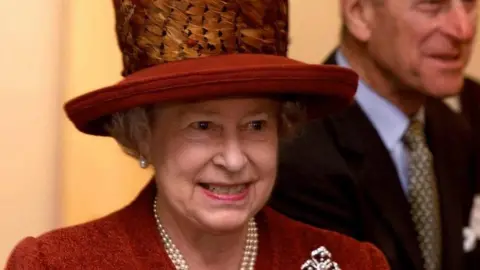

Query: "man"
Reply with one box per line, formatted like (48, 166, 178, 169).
(270, 0, 480, 269)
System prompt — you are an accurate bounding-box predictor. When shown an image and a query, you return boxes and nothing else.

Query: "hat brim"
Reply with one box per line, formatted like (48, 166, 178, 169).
(64, 54, 358, 136)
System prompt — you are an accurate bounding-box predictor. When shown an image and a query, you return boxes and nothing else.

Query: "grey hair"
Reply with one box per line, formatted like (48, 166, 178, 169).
(105, 106, 154, 160)
(105, 101, 307, 161)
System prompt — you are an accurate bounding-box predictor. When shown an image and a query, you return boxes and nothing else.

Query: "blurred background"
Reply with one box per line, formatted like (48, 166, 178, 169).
(0, 0, 479, 263)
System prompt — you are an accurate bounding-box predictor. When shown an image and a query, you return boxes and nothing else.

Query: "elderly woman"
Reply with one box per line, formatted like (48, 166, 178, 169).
(6, 0, 390, 269)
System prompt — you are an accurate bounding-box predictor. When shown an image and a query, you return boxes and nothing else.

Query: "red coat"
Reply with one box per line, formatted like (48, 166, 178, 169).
(5, 181, 390, 269)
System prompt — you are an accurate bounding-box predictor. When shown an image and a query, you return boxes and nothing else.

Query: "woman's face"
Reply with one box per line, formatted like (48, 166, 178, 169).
(150, 98, 280, 233)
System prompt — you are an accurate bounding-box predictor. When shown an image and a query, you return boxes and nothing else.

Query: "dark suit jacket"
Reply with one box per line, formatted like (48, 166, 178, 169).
(461, 79, 480, 138)
(269, 52, 480, 270)
(5, 180, 390, 270)
(461, 82, 480, 196)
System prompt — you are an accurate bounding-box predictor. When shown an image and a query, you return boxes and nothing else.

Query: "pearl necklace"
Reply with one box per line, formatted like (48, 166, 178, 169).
(153, 198, 259, 270)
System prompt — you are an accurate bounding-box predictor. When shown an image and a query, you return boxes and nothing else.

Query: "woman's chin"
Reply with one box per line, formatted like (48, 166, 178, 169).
(195, 210, 254, 234)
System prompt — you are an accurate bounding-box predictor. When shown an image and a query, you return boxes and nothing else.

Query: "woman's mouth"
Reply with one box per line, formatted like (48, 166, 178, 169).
(199, 183, 250, 201)
(200, 183, 247, 194)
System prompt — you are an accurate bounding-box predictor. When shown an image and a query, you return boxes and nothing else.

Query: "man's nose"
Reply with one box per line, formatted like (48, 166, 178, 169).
(443, 2, 476, 42)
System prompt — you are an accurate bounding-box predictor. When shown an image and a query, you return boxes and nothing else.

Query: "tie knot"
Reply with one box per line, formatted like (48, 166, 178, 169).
(404, 119, 426, 148)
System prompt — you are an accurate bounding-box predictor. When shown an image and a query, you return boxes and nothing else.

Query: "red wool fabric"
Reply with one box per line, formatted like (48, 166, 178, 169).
(5, 181, 390, 269)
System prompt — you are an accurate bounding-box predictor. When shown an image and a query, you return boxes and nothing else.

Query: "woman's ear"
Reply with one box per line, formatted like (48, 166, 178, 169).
(340, 0, 378, 42)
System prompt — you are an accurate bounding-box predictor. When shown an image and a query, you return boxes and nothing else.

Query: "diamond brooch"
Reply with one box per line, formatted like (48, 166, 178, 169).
(301, 246, 341, 270)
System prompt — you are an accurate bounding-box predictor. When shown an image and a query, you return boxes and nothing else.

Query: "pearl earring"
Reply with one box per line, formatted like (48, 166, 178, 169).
(139, 156, 149, 169)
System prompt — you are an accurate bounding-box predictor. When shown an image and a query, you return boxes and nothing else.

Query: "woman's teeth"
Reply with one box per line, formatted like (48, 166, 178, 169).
(203, 184, 247, 194)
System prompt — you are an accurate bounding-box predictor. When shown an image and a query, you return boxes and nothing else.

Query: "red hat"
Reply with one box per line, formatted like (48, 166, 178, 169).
(64, 0, 358, 136)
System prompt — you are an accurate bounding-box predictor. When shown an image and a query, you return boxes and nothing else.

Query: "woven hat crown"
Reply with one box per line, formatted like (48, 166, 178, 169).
(114, 0, 289, 76)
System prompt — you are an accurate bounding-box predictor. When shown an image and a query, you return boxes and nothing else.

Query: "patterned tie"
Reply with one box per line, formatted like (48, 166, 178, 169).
(404, 120, 442, 270)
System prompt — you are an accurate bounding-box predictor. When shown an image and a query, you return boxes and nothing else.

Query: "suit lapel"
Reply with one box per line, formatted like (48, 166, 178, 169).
(425, 100, 465, 270)
(460, 78, 480, 135)
(323, 51, 423, 269)
(325, 104, 424, 270)
(324, 51, 336, 65)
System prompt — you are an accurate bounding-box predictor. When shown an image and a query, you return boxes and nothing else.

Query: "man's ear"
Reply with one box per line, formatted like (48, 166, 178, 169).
(340, 0, 378, 42)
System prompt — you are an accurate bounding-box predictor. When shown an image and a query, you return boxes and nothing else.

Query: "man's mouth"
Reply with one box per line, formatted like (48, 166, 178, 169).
(433, 54, 460, 61)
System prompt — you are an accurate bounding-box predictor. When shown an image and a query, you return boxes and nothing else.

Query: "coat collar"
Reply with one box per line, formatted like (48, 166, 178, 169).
(116, 180, 285, 269)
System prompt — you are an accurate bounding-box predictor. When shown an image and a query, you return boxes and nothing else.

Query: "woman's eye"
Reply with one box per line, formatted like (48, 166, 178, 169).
(190, 121, 212, 130)
(248, 120, 266, 131)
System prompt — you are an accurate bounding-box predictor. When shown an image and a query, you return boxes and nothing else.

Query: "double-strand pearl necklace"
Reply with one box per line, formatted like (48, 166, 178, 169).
(153, 198, 259, 270)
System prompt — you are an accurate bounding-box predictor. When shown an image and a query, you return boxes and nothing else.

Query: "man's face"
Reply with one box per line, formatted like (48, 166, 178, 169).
(366, 0, 477, 97)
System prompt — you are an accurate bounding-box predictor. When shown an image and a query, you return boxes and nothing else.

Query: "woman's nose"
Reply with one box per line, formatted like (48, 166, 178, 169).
(212, 138, 248, 172)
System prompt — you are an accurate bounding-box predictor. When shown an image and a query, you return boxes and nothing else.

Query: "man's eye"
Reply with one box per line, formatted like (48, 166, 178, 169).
(418, 0, 444, 12)
(422, 0, 443, 4)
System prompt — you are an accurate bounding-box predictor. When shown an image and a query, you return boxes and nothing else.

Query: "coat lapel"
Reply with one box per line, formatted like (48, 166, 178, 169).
(323, 50, 423, 268)
(324, 51, 337, 65)
(325, 103, 424, 270)
(425, 99, 466, 270)
(460, 78, 480, 135)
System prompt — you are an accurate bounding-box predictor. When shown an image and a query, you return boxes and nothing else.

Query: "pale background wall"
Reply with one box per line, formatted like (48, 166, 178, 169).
(0, 0, 64, 264)
(1, 0, 479, 264)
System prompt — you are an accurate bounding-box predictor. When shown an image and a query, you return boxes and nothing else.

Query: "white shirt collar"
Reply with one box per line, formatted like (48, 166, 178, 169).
(335, 50, 425, 149)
